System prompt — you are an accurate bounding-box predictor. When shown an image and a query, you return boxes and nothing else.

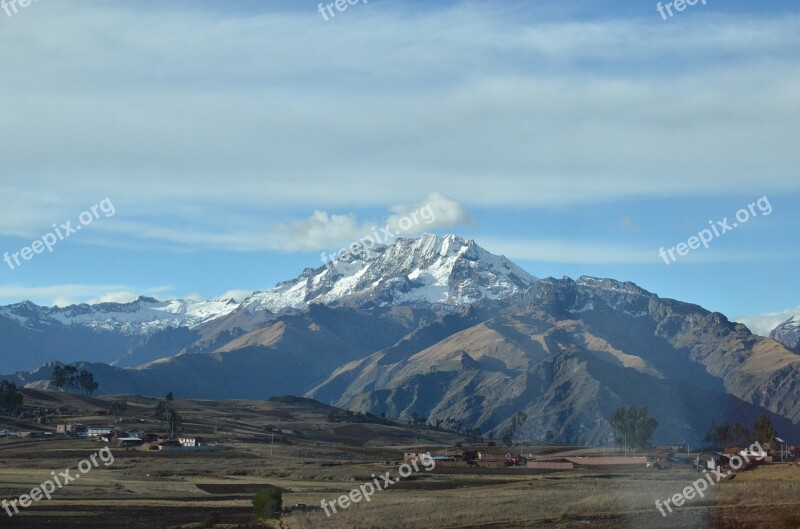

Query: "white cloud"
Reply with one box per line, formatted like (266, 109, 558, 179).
(219, 289, 252, 302)
(733, 307, 800, 336)
(264, 211, 369, 253)
(385, 192, 472, 235)
(52, 297, 80, 308)
(264, 192, 471, 253)
(86, 291, 140, 305)
(0, 3, 796, 248)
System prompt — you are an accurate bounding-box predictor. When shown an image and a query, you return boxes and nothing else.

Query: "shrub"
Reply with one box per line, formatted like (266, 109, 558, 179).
(252, 487, 282, 520)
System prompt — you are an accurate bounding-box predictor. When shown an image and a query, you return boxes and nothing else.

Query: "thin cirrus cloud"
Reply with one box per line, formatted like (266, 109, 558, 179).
(0, 283, 252, 308)
(483, 239, 657, 265)
(0, 2, 797, 248)
(480, 238, 788, 266)
(0, 284, 149, 308)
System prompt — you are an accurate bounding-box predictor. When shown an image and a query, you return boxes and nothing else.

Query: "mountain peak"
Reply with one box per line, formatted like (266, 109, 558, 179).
(241, 233, 536, 312)
(770, 314, 800, 352)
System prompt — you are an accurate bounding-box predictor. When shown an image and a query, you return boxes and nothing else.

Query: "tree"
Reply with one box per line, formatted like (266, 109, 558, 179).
(51, 366, 67, 391)
(732, 422, 751, 446)
(635, 407, 659, 447)
(168, 408, 182, 438)
(610, 407, 635, 451)
(110, 400, 128, 419)
(704, 419, 753, 449)
(409, 412, 427, 428)
(711, 421, 732, 449)
(155, 392, 175, 420)
(0, 380, 23, 416)
(610, 406, 659, 451)
(252, 487, 282, 519)
(155, 400, 167, 420)
(62, 365, 79, 393)
(753, 412, 777, 446)
(78, 370, 99, 396)
(155, 392, 181, 437)
(464, 427, 482, 443)
(502, 411, 528, 446)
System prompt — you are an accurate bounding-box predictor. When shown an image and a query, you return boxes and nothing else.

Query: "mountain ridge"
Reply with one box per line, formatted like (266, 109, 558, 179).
(2, 233, 799, 446)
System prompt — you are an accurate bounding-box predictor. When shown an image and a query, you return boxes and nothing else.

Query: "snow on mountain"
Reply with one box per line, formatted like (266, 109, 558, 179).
(0, 234, 538, 335)
(240, 234, 537, 312)
(0, 297, 240, 335)
(770, 315, 800, 351)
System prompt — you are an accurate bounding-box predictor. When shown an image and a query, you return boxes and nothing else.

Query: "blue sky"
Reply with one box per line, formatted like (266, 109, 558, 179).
(0, 0, 798, 334)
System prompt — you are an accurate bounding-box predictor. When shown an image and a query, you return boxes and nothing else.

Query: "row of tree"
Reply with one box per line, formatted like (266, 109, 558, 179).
(610, 406, 659, 449)
(609, 406, 781, 451)
(704, 413, 777, 449)
(50, 365, 98, 395)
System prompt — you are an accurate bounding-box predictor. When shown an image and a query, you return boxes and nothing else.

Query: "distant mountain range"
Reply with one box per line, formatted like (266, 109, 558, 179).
(2, 234, 799, 445)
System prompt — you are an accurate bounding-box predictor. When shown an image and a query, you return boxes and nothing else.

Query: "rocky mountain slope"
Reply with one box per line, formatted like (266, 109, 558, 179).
(308, 276, 800, 443)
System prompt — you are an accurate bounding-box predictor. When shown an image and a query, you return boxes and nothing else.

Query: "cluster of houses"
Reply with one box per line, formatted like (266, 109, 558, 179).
(405, 446, 663, 469)
(694, 444, 800, 471)
(1, 402, 225, 452)
(49, 423, 222, 452)
(405, 442, 798, 471)
(404, 448, 528, 468)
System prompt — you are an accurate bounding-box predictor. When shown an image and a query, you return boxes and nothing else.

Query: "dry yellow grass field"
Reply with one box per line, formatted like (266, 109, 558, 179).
(1, 392, 798, 529)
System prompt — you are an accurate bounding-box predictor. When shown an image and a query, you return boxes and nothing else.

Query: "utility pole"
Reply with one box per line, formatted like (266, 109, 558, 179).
(270, 433, 274, 457)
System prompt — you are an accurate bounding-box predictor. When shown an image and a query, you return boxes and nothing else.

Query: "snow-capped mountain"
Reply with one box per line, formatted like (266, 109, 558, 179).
(240, 234, 537, 312)
(0, 234, 535, 338)
(0, 296, 240, 335)
(771, 315, 800, 352)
